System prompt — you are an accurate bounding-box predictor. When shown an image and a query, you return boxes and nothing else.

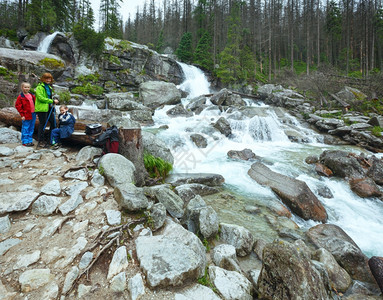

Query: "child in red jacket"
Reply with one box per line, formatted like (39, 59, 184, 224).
(15, 82, 36, 146)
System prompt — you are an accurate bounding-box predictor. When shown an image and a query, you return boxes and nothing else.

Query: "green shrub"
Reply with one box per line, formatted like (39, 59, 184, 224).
(72, 83, 103, 96)
(371, 126, 383, 137)
(73, 24, 105, 57)
(0, 67, 8, 76)
(143, 152, 172, 181)
(57, 91, 71, 104)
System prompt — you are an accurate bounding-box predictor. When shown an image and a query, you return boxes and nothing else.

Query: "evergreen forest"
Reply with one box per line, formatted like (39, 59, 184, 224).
(1, 0, 383, 88)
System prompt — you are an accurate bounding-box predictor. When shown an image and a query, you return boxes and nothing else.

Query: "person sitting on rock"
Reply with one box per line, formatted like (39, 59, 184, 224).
(50, 105, 76, 149)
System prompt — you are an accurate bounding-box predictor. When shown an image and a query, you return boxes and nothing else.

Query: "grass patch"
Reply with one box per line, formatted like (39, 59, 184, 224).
(143, 152, 173, 182)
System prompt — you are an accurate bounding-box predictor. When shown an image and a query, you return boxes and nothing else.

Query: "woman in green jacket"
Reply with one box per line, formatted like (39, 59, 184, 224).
(35, 72, 59, 147)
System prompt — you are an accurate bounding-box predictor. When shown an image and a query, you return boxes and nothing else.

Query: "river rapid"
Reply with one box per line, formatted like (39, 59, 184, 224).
(146, 62, 383, 258)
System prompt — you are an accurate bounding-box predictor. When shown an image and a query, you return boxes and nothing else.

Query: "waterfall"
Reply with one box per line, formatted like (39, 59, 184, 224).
(149, 62, 383, 258)
(37, 31, 60, 53)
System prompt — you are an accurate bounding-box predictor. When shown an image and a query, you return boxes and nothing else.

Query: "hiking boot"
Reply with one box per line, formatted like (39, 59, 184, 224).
(51, 143, 60, 150)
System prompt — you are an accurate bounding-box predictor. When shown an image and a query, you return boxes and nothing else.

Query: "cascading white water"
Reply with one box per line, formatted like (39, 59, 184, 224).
(37, 31, 60, 53)
(149, 63, 383, 258)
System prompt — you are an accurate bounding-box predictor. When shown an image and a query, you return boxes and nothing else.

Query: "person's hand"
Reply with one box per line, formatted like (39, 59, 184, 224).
(21, 116, 25, 121)
(54, 99, 59, 105)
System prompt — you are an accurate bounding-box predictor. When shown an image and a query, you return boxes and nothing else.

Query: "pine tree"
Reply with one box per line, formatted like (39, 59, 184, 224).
(216, 0, 242, 84)
(176, 32, 193, 63)
(156, 29, 164, 53)
(194, 30, 213, 71)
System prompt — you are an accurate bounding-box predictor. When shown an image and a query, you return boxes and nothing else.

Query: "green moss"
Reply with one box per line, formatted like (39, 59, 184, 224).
(109, 55, 121, 65)
(38, 58, 65, 69)
(371, 126, 383, 137)
(197, 267, 217, 293)
(119, 40, 133, 51)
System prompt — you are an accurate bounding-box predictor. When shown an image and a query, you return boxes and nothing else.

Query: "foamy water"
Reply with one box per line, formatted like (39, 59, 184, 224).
(148, 62, 383, 258)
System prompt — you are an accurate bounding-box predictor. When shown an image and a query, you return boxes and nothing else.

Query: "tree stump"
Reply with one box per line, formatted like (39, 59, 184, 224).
(368, 256, 383, 294)
(118, 127, 148, 187)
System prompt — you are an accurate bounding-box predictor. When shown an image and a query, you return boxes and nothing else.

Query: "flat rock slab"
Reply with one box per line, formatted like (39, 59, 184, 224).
(248, 162, 327, 222)
(0, 191, 39, 214)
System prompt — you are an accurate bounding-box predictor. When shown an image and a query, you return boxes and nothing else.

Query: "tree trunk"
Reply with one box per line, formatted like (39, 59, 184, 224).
(118, 128, 148, 187)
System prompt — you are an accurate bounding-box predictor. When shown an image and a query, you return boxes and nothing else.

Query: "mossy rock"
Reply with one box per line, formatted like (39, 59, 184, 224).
(38, 58, 65, 69)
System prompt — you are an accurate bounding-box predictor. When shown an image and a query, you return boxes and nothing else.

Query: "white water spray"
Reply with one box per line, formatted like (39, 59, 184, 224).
(37, 31, 60, 53)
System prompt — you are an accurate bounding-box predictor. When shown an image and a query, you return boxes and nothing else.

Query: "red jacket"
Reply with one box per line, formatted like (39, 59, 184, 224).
(15, 93, 36, 120)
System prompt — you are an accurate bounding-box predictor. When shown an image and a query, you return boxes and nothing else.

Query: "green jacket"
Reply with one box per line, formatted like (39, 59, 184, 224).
(35, 82, 53, 112)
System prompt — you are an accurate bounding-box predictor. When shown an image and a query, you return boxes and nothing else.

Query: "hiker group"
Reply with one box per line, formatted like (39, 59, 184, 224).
(15, 72, 75, 149)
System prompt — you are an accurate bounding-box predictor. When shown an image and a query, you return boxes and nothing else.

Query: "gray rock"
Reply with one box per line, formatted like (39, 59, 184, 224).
(105, 209, 121, 226)
(135, 219, 206, 287)
(307, 224, 374, 283)
(63, 181, 88, 196)
(150, 202, 167, 231)
(219, 223, 254, 257)
(0, 238, 21, 256)
(129, 109, 154, 125)
(142, 131, 174, 165)
(0, 127, 21, 144)
(90, 168, 105, 187)
(31, 195, 61, 216)
(175, 183, 220, 202)
(139, 81, 182, 109)
(248, 162, 328, 222)
(199, 206, 219, 239)
(208, 266, 253, 300)
(166, 173, 225, 187)
(19, 269, 53, 292)
(98, 153, 136, 187)
(154, 188, 184, 218)
(319, 150, 365, 179)
(258, 239, 329, 300)
(0, 215, 11, 234)
(190, 133, 208, 148)
(312, 248, 352, 293)
(166, 104, 193, 117)
(76, 146, 103, 162)
(213, 117, 232, 137)
(107, 246, 129, 280)
(79, 251, 93, 270)
(58, 194, 83, 216)
(128, 273, 145, 300)
(211, 244, 241, 273)
(114, 183, 149, 211)
(41, 179, 61, 195)
(176, 283, 221, 300)
(63, 168, 88, 180)
(62, 266, 79, 294)
(110, 272, 126, 292)
(0, 146, 14, 156)
(0, 191, 39, 214)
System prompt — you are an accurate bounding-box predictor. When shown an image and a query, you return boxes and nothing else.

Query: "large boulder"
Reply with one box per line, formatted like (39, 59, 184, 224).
(257, 239, 329, 300)
(98, 153, 136, 187)
(0, 48, 65, 79)
(319, 150, 366, 179)
(306, 224, 375, 283)
(247, 162, 328, 222)
(135, 219, 206, 287)
(142, 131, 174, 164)
(139, 81, 182, 109)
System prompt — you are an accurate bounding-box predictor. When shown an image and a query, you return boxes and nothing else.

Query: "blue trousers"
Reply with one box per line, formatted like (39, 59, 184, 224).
(51, 128, 61, 144)
(21, 113, 36, 144)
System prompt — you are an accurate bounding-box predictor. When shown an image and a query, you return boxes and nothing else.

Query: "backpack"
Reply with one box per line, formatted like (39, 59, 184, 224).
(93, 125, 119, 154)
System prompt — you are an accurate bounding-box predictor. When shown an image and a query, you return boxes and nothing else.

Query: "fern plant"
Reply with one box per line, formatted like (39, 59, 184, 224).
(143, 152, 172, 181)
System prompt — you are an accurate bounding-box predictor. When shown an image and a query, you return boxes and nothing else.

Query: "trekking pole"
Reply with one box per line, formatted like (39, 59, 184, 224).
(42, 104, 55, 135)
